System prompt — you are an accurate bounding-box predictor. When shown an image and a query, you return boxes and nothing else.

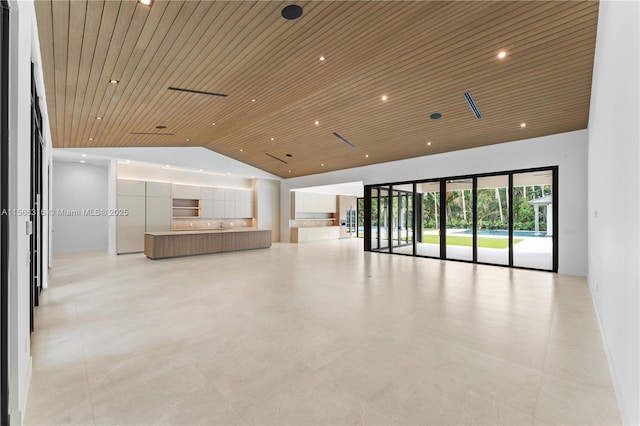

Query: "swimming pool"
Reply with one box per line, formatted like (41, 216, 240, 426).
(455, 229, 549, 238)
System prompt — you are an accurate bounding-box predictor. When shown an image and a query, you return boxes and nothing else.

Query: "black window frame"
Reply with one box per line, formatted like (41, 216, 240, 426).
(364, 166, 559, 273)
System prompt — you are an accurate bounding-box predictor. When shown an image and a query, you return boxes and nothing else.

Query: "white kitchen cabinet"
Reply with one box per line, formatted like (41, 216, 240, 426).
(200, 186, 214, 200)
(146, 181, 171, 198)
(200, 199, 214, 219)
(117, 179, 145, 196)
(145, 196, 171, 232)
(172, 184, 201, 199)
(117, 195, 146, 253)
(237, 190, 252, 202)
(213, 188, 225, 201)
(235, 201, 253, 218)
(224, 200, 236, 218)
(213, 201, 225, 218)
(224, 188, 236, 201)
(291, 226, 340, 242)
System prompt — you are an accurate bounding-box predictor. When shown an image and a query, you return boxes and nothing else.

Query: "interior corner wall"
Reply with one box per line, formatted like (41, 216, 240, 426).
(6, 0, 53, 423)
(51, 161, 109, 254)
(587, 1, 640, 424)
(281, 130, 589, 276)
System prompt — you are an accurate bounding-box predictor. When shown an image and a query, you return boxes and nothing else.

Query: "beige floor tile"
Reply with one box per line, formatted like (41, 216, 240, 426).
(25, 240, 621, 425)
(534, 373, 621, 425)
(241, 372, 394, 425)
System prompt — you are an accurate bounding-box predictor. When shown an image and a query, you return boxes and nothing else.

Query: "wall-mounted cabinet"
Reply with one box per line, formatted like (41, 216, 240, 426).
(292, 191, 337, 215)
(172, 184, 201, 199)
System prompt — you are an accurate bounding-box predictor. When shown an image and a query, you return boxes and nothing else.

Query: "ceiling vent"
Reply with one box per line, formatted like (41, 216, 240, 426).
(332, 132, 355, 148)
(266, 153, 288, 164)
(168, 87, 228, 97)
(463, 91, 482, 119)
(130, 132, 174, 136)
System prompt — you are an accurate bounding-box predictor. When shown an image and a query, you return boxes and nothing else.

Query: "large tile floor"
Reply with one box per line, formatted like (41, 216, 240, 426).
(25, 239, 620, 425)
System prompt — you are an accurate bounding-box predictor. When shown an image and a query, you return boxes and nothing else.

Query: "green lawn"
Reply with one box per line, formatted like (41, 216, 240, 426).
(422, 234, 523, 249)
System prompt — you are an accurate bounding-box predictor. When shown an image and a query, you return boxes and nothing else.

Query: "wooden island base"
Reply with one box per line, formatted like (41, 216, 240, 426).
(144, 229, 271, 259)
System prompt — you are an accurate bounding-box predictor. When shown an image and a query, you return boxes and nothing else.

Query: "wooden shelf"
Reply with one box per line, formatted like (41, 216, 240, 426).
(172, 198, 200, 217)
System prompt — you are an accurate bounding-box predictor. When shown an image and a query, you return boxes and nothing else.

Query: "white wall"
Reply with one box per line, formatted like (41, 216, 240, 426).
(281, 130, 589, 276)
(7, 0, 53, 423)
(254, 179, 281, 242)
(51, 161, 109, 254)
(117, 162, 253, 190)
(58, 146, 280, 180)
(587, 1, 640, 424)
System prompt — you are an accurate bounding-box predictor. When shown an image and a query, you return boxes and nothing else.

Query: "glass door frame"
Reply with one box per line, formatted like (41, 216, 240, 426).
(364, 166, 558, 272)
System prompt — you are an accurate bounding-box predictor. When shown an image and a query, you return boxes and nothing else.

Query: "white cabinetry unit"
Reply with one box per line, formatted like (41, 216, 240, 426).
(117, 180, 146, 253)
(172, 184, 201, 199)
(293, 191, 336, 214)
(200, 199, 214, 219)
(145, 182, 171, 232)
(199, 187, 214, 219)
(291, 226, 340, 242)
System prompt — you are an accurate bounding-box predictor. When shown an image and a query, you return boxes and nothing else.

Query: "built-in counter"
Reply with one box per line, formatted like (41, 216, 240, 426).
(291, 226, 340, 243)
(144, 228, 271, 259)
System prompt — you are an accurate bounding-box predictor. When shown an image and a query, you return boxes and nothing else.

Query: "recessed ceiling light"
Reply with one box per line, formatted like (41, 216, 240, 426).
(139, 0, 153, 6)
(199, 169, 203, 172)
(82, 154, 87, 157)
(109, 79, 119, 84)
(227, 172, 231, 176)
(80, 160, 85, 163)
(165, 165, 170, 168)
(88, 137, 93, 141)
(96, 116, 102, 120)
(520, 122, 527, 128)
(281, 4, 303, 20)
(270, 137, 274, 141)
(315, 120, 319, 126)
(211, 122, 216, 126)
(498, 51, 507, 59)
(321, 163, 324, 167)
(429, 113, 442, 120)
(288, 170, 292, 173)
(365, 154, 369, 158)
(319, 56, 326, 61)
(427, 141, 432, 146)
(381, 95, 388, 101)
(240, 149, 243, 152)
(251, 99, 256, 102)
(185, 138, 190, 142)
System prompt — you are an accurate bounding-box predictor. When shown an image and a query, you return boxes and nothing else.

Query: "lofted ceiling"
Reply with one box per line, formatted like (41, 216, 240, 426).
(35, 0, 599, 178)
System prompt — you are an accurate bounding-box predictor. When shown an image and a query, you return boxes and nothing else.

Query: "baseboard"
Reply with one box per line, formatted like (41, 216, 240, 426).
(589, 285, 631, 425)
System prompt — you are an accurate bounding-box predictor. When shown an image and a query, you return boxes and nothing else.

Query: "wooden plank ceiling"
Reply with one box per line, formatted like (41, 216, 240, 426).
(35, 0, 599, 178)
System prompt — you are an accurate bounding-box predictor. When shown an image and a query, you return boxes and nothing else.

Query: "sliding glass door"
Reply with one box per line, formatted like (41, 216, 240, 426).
(365, 167, 557, 272)
(476, 175, 510, 265)
(513, 171, 554, 270)
(416, 181, 440, 257)
(445, 179, 473, 261)
(390, 184, 413, 254)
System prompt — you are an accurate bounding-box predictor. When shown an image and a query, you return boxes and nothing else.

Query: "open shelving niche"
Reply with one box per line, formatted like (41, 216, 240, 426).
(172, 198, 200, 218)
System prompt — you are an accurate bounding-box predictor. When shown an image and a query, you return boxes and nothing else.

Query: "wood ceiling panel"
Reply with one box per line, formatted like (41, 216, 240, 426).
(35, 0, 599, 177)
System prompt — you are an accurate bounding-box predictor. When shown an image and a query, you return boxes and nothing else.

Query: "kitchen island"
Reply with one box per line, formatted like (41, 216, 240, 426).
(144, 228, 272, 259)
